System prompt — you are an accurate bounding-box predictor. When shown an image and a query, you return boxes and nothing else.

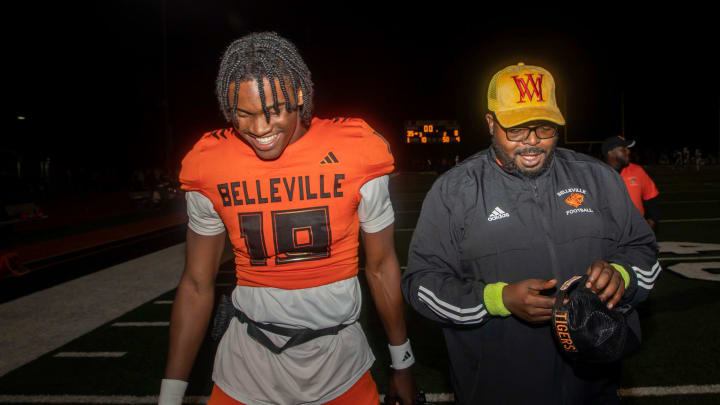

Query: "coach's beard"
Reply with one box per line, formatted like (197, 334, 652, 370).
(492, 137, 557, 179)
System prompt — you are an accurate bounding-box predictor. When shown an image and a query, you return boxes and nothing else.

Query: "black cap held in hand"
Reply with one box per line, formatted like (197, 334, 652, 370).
(551, 275, 637, 363)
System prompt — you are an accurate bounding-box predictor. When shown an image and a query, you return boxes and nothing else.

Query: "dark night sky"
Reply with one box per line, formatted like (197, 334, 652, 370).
(7, 2, 720, 171)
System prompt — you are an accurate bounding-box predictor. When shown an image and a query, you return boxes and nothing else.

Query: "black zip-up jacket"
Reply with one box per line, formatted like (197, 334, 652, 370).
(402, 147, 659, 405)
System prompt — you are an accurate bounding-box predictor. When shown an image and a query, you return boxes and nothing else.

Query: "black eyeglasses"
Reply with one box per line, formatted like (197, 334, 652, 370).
(493, 117, 558, 142)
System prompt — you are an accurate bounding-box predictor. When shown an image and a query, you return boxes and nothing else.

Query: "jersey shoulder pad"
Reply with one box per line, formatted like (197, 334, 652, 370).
(322, 117, 394, 179)
(202, 128, 232, 142)
(179, 128, 233, 192)
(322, 118, 391, 157)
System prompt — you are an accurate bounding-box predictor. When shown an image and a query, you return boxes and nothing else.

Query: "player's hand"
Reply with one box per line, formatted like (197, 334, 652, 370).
(386, 367, 417, 405)
(585, 260, 625, 309)
(502, 279, 557, 323)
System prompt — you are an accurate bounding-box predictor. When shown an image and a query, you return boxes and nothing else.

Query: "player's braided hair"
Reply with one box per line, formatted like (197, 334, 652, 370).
(216, 32, 314, 128)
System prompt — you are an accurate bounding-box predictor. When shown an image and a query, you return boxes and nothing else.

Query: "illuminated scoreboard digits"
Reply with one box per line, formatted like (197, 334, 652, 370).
(405, 120, 461, 144)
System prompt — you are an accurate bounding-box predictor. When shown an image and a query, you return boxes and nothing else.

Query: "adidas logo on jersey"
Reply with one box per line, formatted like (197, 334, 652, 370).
(487, 207, 510, 221)
(320, 152, 339, 164)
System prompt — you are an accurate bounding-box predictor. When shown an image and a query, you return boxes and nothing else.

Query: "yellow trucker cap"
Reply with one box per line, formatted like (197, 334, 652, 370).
(488, 63, 565, 127)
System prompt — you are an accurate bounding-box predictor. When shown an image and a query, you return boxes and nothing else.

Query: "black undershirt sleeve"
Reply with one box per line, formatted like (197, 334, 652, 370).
(643, 195, 660, 222)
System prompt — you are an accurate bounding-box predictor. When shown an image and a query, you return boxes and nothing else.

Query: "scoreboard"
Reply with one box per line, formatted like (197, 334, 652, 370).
(405, 120, 460, 144)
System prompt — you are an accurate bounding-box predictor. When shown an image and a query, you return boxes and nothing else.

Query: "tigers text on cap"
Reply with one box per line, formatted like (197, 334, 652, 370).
(601, 135, 636, 156)
(487, 63, 566, 128)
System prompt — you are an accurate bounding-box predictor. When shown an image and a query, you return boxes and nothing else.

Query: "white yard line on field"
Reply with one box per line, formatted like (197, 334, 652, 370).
(53, 352, 126, 358)
(619, 384, 720, 396)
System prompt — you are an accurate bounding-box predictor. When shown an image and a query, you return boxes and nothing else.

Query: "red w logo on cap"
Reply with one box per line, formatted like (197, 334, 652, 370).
(512, 74, 545, 103)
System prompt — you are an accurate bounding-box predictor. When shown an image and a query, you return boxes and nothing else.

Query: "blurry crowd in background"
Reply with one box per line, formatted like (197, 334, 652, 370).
(408, 144, 718, 175)
(0, 151, 181, 226)
(1, 142, 717, 226)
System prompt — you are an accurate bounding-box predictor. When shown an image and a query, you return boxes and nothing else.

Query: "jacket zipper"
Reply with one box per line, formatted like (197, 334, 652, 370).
(530, 179, 562, 282)
(530, 178, 568, 405)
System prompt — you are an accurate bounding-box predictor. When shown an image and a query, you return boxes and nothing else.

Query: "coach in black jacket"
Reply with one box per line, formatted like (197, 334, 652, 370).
(402, 63, 659, 405)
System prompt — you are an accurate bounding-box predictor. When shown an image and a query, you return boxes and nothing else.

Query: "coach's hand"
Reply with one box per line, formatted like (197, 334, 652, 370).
(503, 279, 557, 323)
(502, 278, 557, 322)
(387, 367, 417, 405)
(585, 260, 625, 309)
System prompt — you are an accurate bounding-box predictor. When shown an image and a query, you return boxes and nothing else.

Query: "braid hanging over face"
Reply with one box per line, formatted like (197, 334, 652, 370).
(216, 32, 314, 128)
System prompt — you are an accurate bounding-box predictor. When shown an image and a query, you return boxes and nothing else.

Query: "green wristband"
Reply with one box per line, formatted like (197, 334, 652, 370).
(610, 263, 630, 289)
(484, 282, 511, 316)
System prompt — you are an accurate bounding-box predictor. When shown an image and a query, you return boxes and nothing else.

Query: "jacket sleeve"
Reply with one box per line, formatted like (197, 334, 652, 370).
(401, 174, 504, 326)
(602, 167, 660, 307)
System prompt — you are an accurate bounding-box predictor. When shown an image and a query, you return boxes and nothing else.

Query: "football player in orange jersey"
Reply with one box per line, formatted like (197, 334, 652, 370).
(159, 32, 417, 405)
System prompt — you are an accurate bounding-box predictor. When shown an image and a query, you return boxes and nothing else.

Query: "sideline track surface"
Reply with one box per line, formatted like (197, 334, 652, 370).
(0, 244, 188, 377)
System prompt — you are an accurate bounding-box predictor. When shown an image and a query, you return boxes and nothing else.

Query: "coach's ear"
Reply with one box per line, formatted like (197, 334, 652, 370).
(485, 113, 495, 135)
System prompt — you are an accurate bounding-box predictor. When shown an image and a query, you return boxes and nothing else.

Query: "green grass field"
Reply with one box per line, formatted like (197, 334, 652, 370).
(1, 167, 719, 404)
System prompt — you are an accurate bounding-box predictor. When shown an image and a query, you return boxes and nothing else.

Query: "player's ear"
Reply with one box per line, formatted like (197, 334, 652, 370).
(296, 87, 304, 107)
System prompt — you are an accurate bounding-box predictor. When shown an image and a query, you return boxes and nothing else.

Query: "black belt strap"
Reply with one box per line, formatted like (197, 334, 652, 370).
(233, 307, 353, 355)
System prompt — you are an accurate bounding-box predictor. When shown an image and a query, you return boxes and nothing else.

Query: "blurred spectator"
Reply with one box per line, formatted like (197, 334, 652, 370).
(602, 136, 660, 230)
(673, 150, 682, 168)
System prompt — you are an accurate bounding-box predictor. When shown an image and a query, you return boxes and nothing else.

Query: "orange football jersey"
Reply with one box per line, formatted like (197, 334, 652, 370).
(180, 118, 394, 289)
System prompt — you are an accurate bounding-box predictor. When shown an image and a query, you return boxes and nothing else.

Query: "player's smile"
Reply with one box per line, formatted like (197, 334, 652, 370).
(247, 133, 280, 151)
(229, 77, 306, 160)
